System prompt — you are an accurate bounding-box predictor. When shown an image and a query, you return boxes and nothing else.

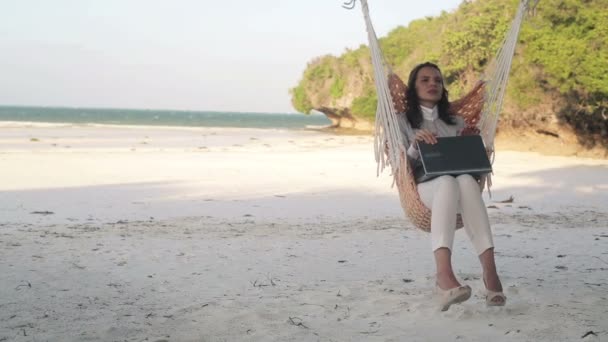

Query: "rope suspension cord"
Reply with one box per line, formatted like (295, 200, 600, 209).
(474, 0, 532, 193)
(479, 0, 532, 155)
(345, 0, 409, 177)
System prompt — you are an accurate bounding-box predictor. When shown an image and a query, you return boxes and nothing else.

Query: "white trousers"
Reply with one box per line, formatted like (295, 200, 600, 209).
(417, 174, 494, 255)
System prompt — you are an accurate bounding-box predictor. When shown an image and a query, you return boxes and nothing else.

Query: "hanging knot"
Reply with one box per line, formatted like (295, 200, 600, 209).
(342, 0, 356, 10)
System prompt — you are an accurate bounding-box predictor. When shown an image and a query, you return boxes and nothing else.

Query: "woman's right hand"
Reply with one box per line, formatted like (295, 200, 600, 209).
(414, 129, 437, 145)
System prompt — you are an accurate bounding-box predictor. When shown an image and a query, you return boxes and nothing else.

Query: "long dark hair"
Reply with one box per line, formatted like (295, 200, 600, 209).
(405, 62, 455, 128)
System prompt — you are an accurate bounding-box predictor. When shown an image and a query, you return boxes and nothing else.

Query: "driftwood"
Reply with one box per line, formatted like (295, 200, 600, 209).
(314, 106, 365, 129)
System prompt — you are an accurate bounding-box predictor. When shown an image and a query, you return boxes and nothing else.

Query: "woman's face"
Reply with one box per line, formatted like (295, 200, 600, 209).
(415, 66, 443, 107)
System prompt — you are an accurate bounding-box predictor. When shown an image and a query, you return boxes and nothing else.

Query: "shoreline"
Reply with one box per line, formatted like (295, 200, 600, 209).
(2, 119, 606, 159)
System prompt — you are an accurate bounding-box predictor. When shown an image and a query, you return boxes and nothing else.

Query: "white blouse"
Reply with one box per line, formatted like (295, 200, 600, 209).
(399, 105, 465, 159)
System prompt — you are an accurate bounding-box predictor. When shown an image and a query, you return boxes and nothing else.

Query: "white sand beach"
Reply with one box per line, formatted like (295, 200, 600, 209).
(1, 123, 607, 341)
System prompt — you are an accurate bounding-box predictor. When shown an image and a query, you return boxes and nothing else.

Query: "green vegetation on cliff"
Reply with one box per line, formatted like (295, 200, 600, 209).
(291, 0, 607, 148)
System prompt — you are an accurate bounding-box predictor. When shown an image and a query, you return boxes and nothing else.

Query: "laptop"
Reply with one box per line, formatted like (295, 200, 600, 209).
(414, 135, 492, 183)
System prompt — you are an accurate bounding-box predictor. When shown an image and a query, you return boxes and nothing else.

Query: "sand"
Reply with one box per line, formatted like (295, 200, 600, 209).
(1, 123, 607, 341)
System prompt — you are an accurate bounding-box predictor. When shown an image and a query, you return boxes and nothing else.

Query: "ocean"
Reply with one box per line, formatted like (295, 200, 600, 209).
(0, 106, 331, 130)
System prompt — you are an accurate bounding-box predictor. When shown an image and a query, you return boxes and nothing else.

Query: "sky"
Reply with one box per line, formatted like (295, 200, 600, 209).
(0, 0, 463, 113)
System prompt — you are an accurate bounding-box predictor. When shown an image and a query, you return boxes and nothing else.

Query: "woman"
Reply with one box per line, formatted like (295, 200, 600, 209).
(399, 62, 506, 311)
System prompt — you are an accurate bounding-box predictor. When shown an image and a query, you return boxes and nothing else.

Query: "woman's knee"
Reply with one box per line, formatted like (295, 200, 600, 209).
(434, 175, 458, 195)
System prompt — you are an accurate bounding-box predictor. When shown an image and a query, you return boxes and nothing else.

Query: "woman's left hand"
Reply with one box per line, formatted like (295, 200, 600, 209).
(414, 129, 437, 145)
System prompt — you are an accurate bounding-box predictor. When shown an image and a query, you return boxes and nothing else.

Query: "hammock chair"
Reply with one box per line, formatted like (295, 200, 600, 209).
(345, 0, 536, 232)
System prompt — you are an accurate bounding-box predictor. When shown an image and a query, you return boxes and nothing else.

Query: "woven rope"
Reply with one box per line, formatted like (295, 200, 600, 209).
(356, 0, 531, 231)
(479, 0, 530, 149)
(395, 154, 465, 232)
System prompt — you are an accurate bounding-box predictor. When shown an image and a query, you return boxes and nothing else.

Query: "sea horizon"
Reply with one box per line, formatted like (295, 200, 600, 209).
(0, 105, 331, 130)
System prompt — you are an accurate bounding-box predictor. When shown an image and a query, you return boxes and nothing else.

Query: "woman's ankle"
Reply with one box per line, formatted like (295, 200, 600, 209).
(436, 271, 462, 290)
(483, 272, 503, 292)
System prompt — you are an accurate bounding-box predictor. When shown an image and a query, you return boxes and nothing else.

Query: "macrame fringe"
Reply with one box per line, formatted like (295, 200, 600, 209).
(359, 0, 408, 179)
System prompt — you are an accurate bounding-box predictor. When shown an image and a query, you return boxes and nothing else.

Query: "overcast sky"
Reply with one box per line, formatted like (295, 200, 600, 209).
(0, 0, 462, 113)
